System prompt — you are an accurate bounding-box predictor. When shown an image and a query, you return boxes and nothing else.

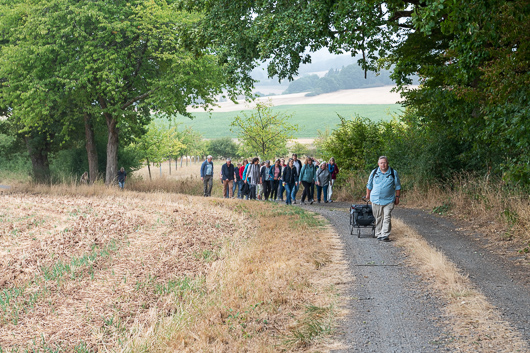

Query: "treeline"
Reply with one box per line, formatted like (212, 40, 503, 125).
(284, 65, 395, 96)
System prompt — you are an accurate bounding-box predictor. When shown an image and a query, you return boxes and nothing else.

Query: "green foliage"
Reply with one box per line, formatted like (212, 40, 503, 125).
(197, 0, 530, 186)
(0, 0, 248, 184)
(289, 142, 310, 158)
(320, 115, 386, 173)
(230, 101, 298, 159)
(207, 137, 240, 159)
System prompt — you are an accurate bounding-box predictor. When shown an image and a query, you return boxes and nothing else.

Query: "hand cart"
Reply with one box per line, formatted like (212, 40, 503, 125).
(350, 197, 376, 238)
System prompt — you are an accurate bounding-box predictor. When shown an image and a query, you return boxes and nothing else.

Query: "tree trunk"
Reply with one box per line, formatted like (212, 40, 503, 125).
(146, 157, 152, 180)
(105, 115, 119, 185)
(169, 157, 171, 175)
(99, 97, 119, 185)
(84, 113, 98, 184)
(180, 155, 183, 168)
(25, 135, 50, 183)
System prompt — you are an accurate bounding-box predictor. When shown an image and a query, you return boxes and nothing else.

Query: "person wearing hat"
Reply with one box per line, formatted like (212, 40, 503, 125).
(221, 158, 235, 198)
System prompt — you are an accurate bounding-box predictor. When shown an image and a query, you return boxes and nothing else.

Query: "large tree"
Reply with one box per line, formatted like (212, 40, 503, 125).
(0, 0, 249, 183)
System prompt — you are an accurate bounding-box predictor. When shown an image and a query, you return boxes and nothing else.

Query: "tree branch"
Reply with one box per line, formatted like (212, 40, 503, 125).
(121, 89, 155, 110)
(389, 10, 414, 22)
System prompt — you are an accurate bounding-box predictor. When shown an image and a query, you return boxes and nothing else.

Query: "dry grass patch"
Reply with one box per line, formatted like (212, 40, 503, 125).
(393, 218, 529, 353)
(0, 186, 347, 352)
(131, 202, 349, 352)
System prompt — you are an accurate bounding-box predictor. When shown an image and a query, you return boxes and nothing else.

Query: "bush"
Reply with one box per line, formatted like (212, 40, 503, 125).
(207, 137, 240, 159)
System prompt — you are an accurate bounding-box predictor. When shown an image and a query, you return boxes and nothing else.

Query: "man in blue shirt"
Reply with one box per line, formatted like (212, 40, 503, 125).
(365, 156, 401, 242)
(200, 155, 214, 197)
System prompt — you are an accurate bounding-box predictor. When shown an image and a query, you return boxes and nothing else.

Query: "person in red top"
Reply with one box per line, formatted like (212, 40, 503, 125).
(328, 157, 339, 202)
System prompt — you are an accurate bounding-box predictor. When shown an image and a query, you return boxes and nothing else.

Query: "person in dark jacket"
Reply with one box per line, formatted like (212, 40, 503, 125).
(221, 158, 235, 198)
(282, 158, 299, 205)
(117, 167, 127, 189)
(269, 159, 282, 201)
(234, 162, 242, 198)
(291, 153, 302, 203)
(260, 160, 272, 200)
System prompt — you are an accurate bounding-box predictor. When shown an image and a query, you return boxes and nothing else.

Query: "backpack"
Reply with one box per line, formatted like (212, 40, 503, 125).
(370, 167, 395, 181)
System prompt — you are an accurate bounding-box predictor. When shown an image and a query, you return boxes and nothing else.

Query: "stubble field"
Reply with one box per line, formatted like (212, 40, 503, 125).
(0, 188, 344, 352)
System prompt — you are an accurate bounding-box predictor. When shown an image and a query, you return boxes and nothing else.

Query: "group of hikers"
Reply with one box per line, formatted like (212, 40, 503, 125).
(201, 154, 402, 242)
(200, 153, 340, 205)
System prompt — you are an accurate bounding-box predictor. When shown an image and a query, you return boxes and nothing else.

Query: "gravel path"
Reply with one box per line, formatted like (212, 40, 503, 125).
(301, 201, 449, 352)
(300, 200, 530, 351)
(394, 207, 530, 343)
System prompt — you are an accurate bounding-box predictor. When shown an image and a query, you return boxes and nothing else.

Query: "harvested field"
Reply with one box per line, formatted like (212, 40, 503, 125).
(0, 190, 345, 352)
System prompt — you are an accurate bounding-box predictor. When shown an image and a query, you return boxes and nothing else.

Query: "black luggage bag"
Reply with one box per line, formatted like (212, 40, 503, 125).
(350, 203, 376, 238)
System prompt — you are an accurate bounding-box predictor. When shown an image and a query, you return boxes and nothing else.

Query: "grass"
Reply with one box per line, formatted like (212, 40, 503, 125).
(161, 104, 402, 139)
(0, 184, 346, 351)
(392, 219, 529, 353)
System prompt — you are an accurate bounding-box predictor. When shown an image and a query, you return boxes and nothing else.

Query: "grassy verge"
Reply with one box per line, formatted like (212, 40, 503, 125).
(392, 219, 529, 353)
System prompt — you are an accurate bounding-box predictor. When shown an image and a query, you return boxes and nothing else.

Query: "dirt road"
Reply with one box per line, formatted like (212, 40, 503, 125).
(302, 201, 530, 352)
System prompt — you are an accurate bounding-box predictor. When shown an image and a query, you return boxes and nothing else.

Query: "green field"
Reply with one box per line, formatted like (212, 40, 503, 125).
(159, 104, 402, 139)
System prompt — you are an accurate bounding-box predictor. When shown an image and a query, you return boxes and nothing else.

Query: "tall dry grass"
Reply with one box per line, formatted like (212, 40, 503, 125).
(393, 219, 529, 353)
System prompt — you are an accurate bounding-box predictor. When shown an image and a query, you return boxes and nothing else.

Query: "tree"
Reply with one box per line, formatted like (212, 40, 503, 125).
(207, 137, 239, 159)
(0, 0, 249, 184)
(133, 123, 184, 180)
(230, 101, 298, 160)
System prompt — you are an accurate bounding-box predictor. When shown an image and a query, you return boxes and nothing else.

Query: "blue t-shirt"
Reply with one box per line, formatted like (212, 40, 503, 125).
(366, 167, 401, 206)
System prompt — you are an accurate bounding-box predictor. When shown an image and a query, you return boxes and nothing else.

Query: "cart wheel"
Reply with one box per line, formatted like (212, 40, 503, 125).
(350, 215, 354, 235)
(372, 226, 376, 238)
(357, 227, 361, 238)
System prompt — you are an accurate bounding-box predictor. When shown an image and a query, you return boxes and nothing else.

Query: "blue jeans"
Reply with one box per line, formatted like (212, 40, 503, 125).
(279, 182, 285, 200)
(292, 183, 299, 201)
(316, 185, 328, 202)
(119, 181, 125, 189)
(233, 180, 239, 197)
(237, 180, 243, 198)
(284, 183, 296, 205)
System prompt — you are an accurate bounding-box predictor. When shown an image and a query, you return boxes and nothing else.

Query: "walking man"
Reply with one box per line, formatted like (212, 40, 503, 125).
(221, 158, 235, 198)
(201, 155, 214, 197)
(365, 156, 401, 242)
(117, 167, 127, 189)
(292, 153, 302, 203)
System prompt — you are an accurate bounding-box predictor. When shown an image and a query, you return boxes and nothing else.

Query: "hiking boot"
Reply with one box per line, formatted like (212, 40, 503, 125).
(378, 236, 390, 242)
